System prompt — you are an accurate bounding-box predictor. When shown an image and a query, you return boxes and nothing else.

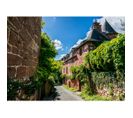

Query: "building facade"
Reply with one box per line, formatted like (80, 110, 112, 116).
(61, 18, 120, 90)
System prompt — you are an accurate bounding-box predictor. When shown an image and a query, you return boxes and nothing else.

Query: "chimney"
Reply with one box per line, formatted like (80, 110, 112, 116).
(92, 20, 102, 32)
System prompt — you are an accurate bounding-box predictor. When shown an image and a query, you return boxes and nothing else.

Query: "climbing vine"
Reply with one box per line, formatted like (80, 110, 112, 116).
(85, 34, 125, 72)
(83, 34, 125, 100)
(68, 34, 125, 100)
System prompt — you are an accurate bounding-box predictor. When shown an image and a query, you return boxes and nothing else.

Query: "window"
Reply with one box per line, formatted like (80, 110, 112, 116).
(79, 48, 82, 55)
(63, 68, 65, 73)
(66, 67, 68, 74)
(88, 45, 95, 51)
(90, 46, 94, 50)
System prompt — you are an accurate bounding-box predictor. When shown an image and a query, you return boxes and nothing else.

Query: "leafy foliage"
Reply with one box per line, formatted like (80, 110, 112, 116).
(63, 85, 78, 92)
(82, 34, 125, 100)
(41, 20, 45, 29)
(80, 93, 112, 101)
(7, 77, 37, 100)
(85, 34, 125, 72)
(39, 32, 57, 70)
(7, 78, 21, 100)
(7, 21, 63, 100)
(70, 65, 90, 82)
(70, 64, 96, 95)
(70, 66, 80, 80)
(67, 34, 125, 100)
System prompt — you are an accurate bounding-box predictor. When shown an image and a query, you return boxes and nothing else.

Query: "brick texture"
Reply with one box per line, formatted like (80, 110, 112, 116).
(7, 17, 41, 80)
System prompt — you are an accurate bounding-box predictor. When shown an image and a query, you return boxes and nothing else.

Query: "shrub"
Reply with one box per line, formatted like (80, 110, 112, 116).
(7, 77, 37, 100)
(84, 34, 125, 100)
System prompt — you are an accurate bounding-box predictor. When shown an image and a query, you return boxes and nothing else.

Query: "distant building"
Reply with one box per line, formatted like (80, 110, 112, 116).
(61, 17, 125, 90)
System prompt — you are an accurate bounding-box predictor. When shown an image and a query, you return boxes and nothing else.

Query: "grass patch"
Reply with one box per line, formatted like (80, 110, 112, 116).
(63, 85, 113, 101)
(80, 92, 112, 101)
(63, 85, 78, 92)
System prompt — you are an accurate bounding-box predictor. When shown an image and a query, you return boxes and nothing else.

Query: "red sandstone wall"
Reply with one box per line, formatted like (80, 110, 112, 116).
(7, 17, 41, 80)
(65, 79, 81, 91)
(62, 42, 94, 75)
(62, 42, 96, 91)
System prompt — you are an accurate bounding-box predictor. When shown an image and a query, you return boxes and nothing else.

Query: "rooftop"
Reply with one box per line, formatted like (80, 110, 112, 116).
(61, 17, 125, 61)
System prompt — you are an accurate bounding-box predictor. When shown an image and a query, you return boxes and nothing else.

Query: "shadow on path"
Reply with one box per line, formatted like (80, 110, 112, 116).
(43, 85, 83, 101)
(43, 87, 61, 101)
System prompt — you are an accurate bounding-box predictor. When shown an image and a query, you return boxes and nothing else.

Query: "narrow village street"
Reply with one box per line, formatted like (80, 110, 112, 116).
(7, 17, 125, 101)
(4, 2, 127, 118)
(54, 85, 83, 101)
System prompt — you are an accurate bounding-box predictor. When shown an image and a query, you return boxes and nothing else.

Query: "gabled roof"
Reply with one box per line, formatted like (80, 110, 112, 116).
(102, 20, 116, 33)
(61, 17, 125, 61)
(69, 29, 109, 53)
(87, 29, 109, 41)
(98, 17, 125, 34)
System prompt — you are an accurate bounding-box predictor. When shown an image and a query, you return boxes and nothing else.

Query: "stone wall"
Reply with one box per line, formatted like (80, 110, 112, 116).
(7, 17, 41, 80)
(64, 79, 81, 91)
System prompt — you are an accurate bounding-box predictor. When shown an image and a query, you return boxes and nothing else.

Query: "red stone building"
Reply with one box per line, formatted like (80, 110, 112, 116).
(61, 19, 120, 90)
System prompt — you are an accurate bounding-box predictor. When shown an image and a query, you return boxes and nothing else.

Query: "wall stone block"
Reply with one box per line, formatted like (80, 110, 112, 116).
(7, 67, 16, 78)
(7, 53, 22, 66)
(7, 17, 41, 80)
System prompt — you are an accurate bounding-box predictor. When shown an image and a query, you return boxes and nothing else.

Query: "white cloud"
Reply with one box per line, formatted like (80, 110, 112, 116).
(73, 39, 82, 47)
(69, 17, 125, 53)
(86, 30, 91, 38)
(53, 39, 63, 50)
(69, 27, 92, 51)
(69, 38, 86, 52)
(59, 54, 67, 60)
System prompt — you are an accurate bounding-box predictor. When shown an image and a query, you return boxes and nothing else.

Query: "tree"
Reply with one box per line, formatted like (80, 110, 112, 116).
(84, 34, 125, 100)
(49, 59, 63, 85)
(70, 64, 97, 95)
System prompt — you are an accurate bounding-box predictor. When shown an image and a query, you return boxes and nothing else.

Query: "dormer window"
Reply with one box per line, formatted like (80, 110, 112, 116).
(90, 46, 94, 50)
(88, 44, 95, 51)
(92, 20, 102, 32)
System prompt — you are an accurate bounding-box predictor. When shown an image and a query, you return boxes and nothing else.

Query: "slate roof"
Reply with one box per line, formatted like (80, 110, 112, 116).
(61, 17, 124, 61)
(98, 17, 125, 34)
(87, 29, 109, 41)
(102, 19, 117, 33)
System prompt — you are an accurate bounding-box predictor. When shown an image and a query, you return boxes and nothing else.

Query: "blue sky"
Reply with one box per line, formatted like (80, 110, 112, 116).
(42, 16, 102, 60)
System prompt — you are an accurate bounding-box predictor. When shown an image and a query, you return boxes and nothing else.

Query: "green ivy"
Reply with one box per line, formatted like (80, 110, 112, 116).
(85, 34, 125, 72)
(7, 77, 37, 100)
